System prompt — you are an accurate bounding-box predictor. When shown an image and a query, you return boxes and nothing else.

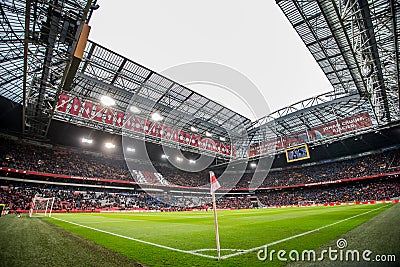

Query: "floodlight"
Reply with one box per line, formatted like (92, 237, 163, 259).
(81, 137, 93, 144)
(100, 95, 115, 106)
(129, 106, 141, 114)
(190, 126, 198, 132)
(219, 137, 226, 141)
(250, 162, 257, 168)
(104, 142, 115, 149)
(151, 112, 163, 121)
(205, 131, 212, 137)
(126, 147, 135, 152)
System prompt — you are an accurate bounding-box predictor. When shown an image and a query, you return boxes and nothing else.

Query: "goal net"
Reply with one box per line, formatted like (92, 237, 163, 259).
(32, 197, 55, 217)
(297, 200, 316, 207)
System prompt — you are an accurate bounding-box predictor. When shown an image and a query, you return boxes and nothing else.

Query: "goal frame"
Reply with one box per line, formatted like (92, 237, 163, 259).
(297, 200, 316, 207)
(33, 197, 55, 217)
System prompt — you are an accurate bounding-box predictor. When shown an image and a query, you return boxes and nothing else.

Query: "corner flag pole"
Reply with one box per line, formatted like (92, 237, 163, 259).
(210, 171, 221, 260)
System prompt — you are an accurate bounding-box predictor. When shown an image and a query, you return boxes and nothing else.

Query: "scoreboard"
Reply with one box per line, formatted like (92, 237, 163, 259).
(285, 144, 310, 163)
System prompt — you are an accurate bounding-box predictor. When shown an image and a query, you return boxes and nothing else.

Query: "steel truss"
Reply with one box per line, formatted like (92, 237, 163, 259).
(277, 0, 400, 125)
(52, 41, 253, 157)
(1, 0, 92, 138)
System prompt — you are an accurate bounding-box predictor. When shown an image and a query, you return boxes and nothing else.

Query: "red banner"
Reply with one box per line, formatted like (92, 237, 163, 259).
(158, 124, 165, 138)
(69, 98, 81, 116)
(310, 112, 372, 139)
(164, 126, 173, 140)
(105, 108, 114, 124)
(143, 120, 151, 134)
(93, 105, 104, 122)
(249, 112, 373, 157)
(115, 111, 124, 127)
(56, 94, 237, 157)
(134, 118, 144, 133)
(124, 114, 133, 129)
(149, 122, 158, 137)
(82, 101, 94, 118)
(57, 94, 69, 112)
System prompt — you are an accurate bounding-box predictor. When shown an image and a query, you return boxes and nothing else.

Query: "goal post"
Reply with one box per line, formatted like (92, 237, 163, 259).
(297, 200, 316, 207)
(33, 197, 55, 217)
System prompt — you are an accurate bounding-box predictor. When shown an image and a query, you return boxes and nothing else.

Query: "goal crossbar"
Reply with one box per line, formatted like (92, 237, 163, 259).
(33, 197, 55, 217)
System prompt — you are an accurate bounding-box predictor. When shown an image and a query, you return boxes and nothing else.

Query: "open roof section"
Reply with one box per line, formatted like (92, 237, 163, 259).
(0, 0, 26, 104)
(248, 91, 375, 146)
(58, 40, 253, 142)
(276, 0, 400, 125)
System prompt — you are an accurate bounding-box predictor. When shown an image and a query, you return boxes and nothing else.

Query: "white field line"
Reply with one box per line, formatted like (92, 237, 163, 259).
(191, 248, 245, 253)
(220, 204, 388, 260)
(72, 219, 144, 224)
(52, 217, 218, 259)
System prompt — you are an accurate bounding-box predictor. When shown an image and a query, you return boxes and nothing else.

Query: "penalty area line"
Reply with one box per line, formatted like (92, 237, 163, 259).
(51, 217, 218, 260)
(220, 204, 389, 260)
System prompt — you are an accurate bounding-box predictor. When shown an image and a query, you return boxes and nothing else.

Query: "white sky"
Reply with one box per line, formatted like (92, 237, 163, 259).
(89, 0, 332, 121)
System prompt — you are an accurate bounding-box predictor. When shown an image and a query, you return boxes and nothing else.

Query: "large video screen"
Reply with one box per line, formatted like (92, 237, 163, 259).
(285, 144, 310, 163)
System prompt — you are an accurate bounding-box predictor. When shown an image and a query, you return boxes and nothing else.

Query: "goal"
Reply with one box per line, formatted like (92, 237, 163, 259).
(297, 200, 316, 207)
(33, 197, 55, 217)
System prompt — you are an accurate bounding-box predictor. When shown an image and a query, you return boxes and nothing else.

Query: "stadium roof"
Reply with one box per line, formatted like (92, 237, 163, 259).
(248, 91, 375, 144)
(276, 0, 399, 124)
(1, 0, 399, 158)
(57, 40, 252, 141)
(0, 0, 251, 145)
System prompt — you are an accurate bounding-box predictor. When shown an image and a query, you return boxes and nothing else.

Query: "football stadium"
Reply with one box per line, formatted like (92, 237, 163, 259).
(1, 0, 399, 266)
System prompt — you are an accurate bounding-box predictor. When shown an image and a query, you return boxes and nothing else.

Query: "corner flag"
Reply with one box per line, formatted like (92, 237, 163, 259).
(210, 171, 221, 194)
(209, 171, 221, 260)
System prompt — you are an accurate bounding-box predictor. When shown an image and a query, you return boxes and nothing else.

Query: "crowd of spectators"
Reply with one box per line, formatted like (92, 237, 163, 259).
(0, 138, 131, 180)
(0, 137, 399, 189)
(0, 177, 398, 212)
(257, 178, 400, 206)
(0, 185, 173, 212)
(235, 149, 399, 188)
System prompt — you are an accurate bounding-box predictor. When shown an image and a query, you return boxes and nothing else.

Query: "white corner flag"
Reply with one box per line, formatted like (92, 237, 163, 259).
(209, 171, 221, 260)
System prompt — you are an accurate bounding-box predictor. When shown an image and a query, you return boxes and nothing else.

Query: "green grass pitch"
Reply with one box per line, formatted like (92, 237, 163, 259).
(40, 204, 393, 266)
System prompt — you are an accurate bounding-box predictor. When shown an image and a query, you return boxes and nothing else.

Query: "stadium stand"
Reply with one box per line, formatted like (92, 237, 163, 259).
(256, 178, 400, 207)
(1, 136, 398, 189)
(1, 176, 398, 213)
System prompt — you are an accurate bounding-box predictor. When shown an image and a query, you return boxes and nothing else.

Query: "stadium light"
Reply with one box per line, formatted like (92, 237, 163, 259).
(161, 154, 169, 159)
(81, 137, 93, 144)
(176, 156, 183, 162)
(100, 95, 115, 106)
(205, 131, 212, 137)
(190, 126, 198, 133)
(104, 142, 115, 149)
(219, 137, 226, 141)
(250, 162, 257, 168)
(126, 147, 135, 153)
(151, 112, 163, 122)
(129, 106, 141, 114)
(189, 159, 196, 164)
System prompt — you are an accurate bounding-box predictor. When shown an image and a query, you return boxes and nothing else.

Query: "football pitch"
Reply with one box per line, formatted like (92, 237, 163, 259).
(41, 204, 395, 266)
